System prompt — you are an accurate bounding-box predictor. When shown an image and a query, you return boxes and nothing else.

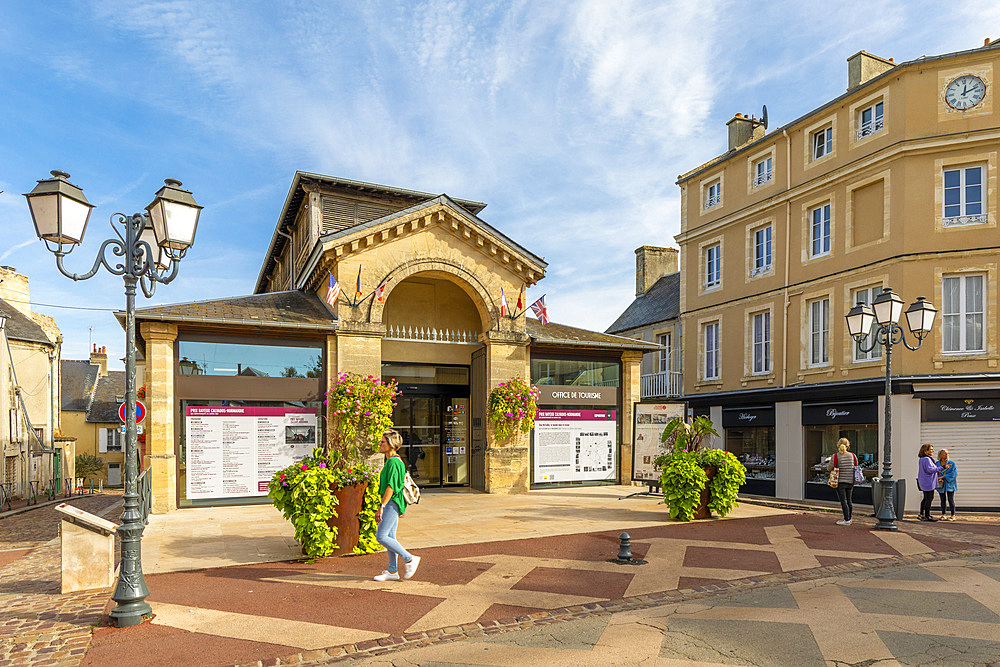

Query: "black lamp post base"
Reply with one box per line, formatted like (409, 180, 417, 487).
(873, 519, 899, 532)
(108, 600, 153, 628)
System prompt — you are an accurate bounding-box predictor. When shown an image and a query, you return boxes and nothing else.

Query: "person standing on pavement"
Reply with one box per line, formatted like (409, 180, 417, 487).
(917, 443, 946, 522)
(373, 429, 420, 582)
(828, 438, 857, 526)
(936, 448, 957, 520)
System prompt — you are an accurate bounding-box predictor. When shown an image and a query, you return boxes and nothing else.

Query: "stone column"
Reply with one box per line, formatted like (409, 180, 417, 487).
(620, 350, 643, 485)
(483, 330, 531, 494)
(140, 322, 177, 513)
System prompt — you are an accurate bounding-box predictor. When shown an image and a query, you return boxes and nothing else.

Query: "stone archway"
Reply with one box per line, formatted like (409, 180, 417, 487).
(365, 257, 501, 334)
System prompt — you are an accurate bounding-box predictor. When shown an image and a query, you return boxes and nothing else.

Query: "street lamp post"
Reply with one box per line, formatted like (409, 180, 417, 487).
(24, 171, 201, 627)
(845, 288, 937, 531)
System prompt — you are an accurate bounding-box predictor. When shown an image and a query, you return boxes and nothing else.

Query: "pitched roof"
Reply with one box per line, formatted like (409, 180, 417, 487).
(88, 371, 125, 423)
(527, 318, 660, 352)
(0, 298, 53, 346)
(126, 290, 337, 331)
(605, 273, 680, 334)
(60, 360, 101, 411)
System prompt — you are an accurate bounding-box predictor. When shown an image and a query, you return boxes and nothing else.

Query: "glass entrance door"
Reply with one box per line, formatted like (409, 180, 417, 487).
(393, 394, 468, 486)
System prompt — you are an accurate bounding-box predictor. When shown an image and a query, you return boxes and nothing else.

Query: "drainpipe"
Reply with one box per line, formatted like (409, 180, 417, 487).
(276, 227, 294, 290)
(781, 128, 792, 389)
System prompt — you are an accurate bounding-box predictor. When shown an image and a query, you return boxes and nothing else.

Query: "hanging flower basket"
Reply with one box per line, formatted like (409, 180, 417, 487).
(486, 376, 540, 443)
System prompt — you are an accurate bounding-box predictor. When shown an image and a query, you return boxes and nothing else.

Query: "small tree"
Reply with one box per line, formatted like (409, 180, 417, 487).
(76, 453, 104, 479)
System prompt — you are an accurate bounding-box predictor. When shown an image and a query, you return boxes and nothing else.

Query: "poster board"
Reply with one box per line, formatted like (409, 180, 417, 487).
(185, 406, 317, 500)
(632, 402, 685, 483)
(533, 409, 617, 483)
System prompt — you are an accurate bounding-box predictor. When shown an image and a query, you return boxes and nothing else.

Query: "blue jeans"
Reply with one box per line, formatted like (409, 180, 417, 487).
(376, 500, 413, 573)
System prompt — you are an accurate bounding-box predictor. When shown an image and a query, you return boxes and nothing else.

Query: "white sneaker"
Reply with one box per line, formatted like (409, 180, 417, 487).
(403, 555, 421, 580)
(374, 570, 399, 582)
(836, 519, 851, 526)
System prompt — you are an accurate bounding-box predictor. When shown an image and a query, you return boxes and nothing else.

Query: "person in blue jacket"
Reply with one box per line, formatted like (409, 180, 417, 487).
(937, 448, 958, 520)
(917, 443, 948, 522)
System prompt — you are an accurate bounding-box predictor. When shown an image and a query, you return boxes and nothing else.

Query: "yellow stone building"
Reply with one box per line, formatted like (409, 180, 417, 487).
(675, 40, 1000, 509)
(134, 173, 656, 513)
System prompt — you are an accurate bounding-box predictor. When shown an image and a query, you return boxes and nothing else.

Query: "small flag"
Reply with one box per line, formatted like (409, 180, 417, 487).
(516, 286, 525, 311)
(376, 279, 389, 303)
(529, 295, 548, 325)
(326, 273, 342, 306)
(500, 288, 509, 318)
(355, 266, 362, 300)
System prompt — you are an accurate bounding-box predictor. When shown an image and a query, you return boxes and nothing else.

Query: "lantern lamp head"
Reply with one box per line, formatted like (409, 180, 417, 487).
(904, 296, 937, 339)
(845, 302, 876, 341)
(23, 171, 94, 247)
(145, 179, 202, 252)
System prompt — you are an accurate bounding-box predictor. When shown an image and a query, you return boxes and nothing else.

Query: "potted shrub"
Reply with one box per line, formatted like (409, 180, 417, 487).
(268, 372, 398, 558)
(654, 416, 746, 521)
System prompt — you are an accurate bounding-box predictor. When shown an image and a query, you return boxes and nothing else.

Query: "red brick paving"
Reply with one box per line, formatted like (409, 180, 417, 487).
(511, 566, 633, 599)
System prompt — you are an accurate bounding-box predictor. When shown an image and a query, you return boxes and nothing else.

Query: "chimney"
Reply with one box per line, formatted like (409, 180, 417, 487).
(90, 344, 108, 377)
(635, 246, 679, 296)
(726, 113, 765, 151)
(847, 51, 895, 91)
(0, 267, 33, 317)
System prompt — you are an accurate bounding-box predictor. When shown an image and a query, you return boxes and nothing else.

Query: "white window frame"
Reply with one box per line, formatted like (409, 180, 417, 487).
(943, 165, 987, 226)
(942, 274, 985, 353)
(658, 333, 671, 373)
(812, 126, 833, 160)
(856, 101, 884, 140)
(704, 180, 722, 209)
(752, 225, 772, 275)
(752, 311, 770, 375)
(852, 287, 883, 362)
(810, 203, 831, 258)
(809, 298, 830, 366)
(704, 322, 720, 380)
(752, 156, 773, 187)
(705, 243, 721, 288)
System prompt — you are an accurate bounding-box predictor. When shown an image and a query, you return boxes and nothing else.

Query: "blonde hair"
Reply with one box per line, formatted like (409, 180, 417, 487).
(837, 437, 850, 454)
(383, 429, 403, 452)
(938, 448, 949, 460)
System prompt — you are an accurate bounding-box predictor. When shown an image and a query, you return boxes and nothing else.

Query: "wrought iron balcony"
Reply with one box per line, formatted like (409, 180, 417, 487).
(704, 194, 721, 209)
(942, 213, 988, 227)
(640, 371, 683, 399)
(855, 117, 884, 140)
(752, 169, 773, 187)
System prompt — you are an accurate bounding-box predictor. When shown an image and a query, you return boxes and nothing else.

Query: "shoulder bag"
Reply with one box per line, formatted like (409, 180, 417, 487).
(402, 471, 421, 505)
(827, 466, 839, 487)
(853, 453, 864, 483)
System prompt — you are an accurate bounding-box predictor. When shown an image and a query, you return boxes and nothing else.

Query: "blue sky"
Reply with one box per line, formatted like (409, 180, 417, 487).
(1, 1, 997, 369)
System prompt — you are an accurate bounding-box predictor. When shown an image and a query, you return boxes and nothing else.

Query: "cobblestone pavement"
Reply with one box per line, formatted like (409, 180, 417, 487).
(0, 496, 122, 666)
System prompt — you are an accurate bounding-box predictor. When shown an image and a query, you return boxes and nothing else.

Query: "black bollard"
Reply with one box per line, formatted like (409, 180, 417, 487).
(618, 533, 632, 561)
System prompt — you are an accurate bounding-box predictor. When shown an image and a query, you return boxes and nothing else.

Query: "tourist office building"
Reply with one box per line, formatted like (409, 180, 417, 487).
(676, 40, 1000, 510)
(132, 172, 656, 513)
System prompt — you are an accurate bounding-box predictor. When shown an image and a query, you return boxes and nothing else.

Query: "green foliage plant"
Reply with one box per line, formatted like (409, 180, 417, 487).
(75, 452, 104, 479)
(654, 416, 745, 521)
(323, 373, 399, 465)
(268, 451, 340, 558)
(356, 478, 382, 554)
(486, 376, 540, 442)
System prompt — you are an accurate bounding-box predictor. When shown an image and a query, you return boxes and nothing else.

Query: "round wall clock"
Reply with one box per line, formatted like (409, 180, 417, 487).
(944, 74, 987, 110)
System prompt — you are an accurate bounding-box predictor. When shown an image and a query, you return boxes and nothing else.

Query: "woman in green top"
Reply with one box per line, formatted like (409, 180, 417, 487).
(373, 429, 420, 581)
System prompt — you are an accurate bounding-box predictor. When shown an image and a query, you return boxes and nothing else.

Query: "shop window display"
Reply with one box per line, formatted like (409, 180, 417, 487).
(805, 425, 879, 500)
(726, 426, 776, 496)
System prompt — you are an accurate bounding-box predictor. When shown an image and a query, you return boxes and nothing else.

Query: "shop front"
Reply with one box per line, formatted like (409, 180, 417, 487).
(918, 391, 1000, 510)
(722, 406, 775, 497)
(802, 399, 879, 505)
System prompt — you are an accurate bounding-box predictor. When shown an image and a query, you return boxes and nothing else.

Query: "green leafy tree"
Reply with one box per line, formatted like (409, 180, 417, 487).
(75, 453, 104, 479)
(281, 366, 302, 378)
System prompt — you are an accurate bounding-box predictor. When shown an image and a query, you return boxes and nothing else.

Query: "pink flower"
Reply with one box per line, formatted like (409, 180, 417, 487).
(318, 462, 327, 468)
(301, 465, 309, 470)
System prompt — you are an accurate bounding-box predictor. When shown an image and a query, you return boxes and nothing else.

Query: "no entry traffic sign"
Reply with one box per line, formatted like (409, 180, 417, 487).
(119, 400, 146, 423)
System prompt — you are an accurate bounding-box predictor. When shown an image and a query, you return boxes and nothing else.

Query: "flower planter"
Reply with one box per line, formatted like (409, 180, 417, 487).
(692, 466, 717, 520)
(326, 481, 369, 556)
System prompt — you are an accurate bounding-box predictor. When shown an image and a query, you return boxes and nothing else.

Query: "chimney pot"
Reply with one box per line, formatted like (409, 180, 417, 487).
(635, 246, 679, 296)
(986, 38, 991, 46)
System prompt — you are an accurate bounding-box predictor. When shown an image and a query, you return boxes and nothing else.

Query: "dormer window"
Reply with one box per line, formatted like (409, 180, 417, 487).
(856, 101, 884, 140)
(704, 180, 722, 209)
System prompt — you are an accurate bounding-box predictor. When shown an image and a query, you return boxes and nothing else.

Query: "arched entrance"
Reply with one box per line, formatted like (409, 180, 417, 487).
(380, 273, 485, 487)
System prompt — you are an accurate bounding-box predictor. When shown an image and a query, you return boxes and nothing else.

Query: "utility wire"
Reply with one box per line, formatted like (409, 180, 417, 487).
(0, 295, 118, 312)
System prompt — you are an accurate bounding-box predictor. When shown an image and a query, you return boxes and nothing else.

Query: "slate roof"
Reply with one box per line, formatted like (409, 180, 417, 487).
(605, 273, 680, 335)
(88, 371, 125, 423)
(0, 298, 53, 346)
(527, 318, 660, 352)
(61, 360, 101, 411)
(125, 290, 337, 331)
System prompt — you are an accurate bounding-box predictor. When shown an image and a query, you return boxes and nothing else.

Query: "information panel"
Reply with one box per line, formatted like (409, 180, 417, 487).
(632, 402, 685, 483)
(533, 409, 616, 483)
(185, 406, 317, 500)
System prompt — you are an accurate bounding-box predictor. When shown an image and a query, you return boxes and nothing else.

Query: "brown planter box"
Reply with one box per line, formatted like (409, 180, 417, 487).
(692, 466, 717, 520)
(326, 481, 369, 556)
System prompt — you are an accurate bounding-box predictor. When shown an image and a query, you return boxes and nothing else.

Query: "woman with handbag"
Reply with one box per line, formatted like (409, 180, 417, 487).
(917, 443, 946, 522)
(373, 429, 421, 582)
(936, 448, 957, 520)
(827, 438, 859, 526)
